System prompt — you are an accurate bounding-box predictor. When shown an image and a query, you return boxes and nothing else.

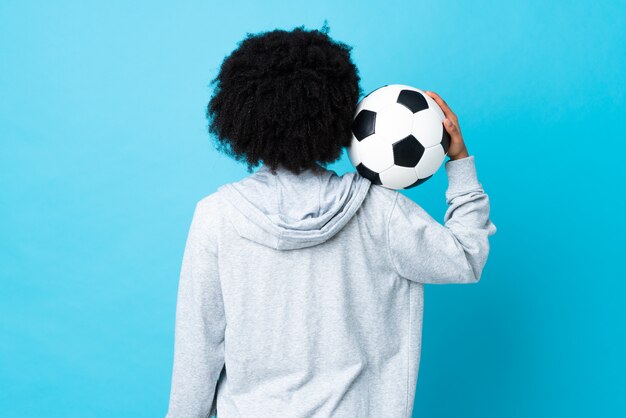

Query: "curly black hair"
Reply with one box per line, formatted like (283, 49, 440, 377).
(207, 23, 363, 175)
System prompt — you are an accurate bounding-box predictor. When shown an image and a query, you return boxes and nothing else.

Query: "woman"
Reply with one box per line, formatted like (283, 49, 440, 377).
(166, 24, 496, 418)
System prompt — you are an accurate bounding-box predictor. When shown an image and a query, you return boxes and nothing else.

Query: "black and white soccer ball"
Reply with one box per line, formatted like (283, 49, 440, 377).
(348, 84, 450, 189)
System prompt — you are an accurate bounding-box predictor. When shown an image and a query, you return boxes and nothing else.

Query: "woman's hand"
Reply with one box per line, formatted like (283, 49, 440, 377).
(425, 91, 469, 160)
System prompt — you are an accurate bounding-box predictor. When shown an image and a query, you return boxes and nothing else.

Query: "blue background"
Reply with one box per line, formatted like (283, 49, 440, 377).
(1, 1, 624, 417)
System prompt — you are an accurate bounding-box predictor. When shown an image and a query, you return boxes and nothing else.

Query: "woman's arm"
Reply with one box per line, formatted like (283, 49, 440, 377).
(166, 201, 226, 417)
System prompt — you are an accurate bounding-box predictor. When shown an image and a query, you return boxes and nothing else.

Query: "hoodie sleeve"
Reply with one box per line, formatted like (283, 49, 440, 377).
(166, 201, 226, 418)
(387, 155, 497, 284)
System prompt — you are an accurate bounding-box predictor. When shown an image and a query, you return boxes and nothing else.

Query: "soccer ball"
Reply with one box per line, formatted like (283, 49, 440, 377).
(348, 84, 450, 190)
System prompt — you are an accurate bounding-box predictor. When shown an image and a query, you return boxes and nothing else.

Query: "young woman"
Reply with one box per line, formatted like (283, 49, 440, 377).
(166, 25, 496, 418)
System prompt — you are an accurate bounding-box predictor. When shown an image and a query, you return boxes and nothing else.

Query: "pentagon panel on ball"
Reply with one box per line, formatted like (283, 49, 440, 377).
(392, 135, 424, 167)
(351, 109, 376, 141)
(348, 84, 449, 190)
(397, 89, 429, 113)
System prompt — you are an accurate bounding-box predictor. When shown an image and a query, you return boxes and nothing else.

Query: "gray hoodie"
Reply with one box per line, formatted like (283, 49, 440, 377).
(166, 155, 496, 418)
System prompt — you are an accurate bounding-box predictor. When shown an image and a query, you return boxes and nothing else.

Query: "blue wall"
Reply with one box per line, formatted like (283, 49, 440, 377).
(1, 1, 624, 416)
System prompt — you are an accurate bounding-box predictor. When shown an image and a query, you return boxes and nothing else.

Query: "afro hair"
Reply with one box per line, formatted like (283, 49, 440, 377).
(207, 23, 363, 175)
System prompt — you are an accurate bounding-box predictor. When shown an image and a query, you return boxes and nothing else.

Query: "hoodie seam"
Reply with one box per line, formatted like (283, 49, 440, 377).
(384, 192, 410, 417)
(386, 192, 402, 278)
(405, 279, 412, 418)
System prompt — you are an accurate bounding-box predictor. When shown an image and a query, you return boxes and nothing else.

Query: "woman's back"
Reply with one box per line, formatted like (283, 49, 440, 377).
(166, 159, 495, 417)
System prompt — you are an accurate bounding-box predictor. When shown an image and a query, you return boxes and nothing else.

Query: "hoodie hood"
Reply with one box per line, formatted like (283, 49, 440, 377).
(217, 164, 372, 250)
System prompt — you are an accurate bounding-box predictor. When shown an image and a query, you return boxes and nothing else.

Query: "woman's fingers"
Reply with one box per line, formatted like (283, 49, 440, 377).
(424, 90, 449, 111)
(424, 91, 468, 159)
(444, 118, 460, 136)
(425, 91, 457, 122)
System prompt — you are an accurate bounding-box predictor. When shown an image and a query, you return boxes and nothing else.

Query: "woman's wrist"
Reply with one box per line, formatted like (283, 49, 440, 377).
(448, 147, 469, 160)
